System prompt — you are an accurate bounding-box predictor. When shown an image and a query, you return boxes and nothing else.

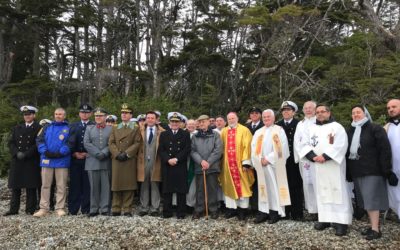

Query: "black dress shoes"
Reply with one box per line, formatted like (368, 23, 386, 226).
(237, 208, 246, 221)
(149, 210, 159, 216)
(314, 222, 331, 231)
(88, 212, 99, 217)
(138, 211, 148, 217)
(192, 212, 201, 220)
(123, 212, 132, 217)
(365, 229, 382, 240)
(210, 212, 219, 220)
(162, 213, 173, 219)
(3, 211, 18, 216)
(224, 209, 237, 219)
(176, 214, 185, 219)
(334, 224, 348, 236)
(112, 212, 121, 216)
(254, 212, 268, 224)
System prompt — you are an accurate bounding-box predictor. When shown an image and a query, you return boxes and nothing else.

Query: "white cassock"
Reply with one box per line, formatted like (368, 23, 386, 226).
(294, 116, 318, 213)
(298, 121, 352, 225)
(387, 123, 400, 216)
(251, 125, 290, 217)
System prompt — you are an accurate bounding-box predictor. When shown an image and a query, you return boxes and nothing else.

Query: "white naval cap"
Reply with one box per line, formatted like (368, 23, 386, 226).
(280, 101, 298, 112)
(20, 105, 38, 114)
(106, 115, 118, 121)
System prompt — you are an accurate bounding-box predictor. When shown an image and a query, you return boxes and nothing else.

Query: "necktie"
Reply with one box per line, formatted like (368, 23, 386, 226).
(285, 122, 289, 126)
(252, 124, 256, 130)
(26, 124, 30, 128)
(148, 128, 153, 144)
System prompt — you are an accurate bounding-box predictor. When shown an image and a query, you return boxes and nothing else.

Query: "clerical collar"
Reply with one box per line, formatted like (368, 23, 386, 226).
(316, 117, 334, 125)
(389, 117, 400, 125)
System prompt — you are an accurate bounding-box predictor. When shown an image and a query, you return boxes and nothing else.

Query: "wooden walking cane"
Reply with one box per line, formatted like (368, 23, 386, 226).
(203, 170, 209, 219)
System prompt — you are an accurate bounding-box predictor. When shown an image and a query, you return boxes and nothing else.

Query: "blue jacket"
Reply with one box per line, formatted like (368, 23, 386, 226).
(69, 121, 95, 153)
(36, 121, 71, 168)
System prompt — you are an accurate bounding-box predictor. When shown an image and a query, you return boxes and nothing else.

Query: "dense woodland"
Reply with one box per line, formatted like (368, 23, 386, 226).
(0, 0, 400, 174)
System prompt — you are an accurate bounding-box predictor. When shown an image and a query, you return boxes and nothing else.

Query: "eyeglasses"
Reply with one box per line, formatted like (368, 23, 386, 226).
(315, 110, 328, 114)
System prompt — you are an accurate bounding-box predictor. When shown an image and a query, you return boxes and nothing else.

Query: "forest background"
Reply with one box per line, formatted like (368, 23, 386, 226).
(0, 0, 399, 176)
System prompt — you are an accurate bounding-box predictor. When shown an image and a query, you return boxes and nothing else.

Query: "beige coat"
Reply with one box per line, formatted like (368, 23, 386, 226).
(109, 123, 142, 191)
(137, 125, 165, 182)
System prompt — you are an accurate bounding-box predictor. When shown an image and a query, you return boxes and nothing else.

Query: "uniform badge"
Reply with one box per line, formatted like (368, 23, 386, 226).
(63, 129, 68, 133)
(59, 134, 65, 140)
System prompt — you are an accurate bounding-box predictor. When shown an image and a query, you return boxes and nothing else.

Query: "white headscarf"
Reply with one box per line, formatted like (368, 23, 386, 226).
(348, 106, 371, 160)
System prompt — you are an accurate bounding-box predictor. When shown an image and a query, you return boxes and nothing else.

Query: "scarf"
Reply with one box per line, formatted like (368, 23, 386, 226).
(348, 117, 369, 160)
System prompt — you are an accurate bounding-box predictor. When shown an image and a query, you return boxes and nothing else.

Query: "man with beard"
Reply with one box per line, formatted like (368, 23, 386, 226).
(298, 104, 352, 236)
(220, 112, 254, 220)
(385, 99, 400, 219)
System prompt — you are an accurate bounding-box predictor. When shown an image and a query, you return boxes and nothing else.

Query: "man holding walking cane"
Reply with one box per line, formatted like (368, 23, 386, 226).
(191, 115, 223, 219)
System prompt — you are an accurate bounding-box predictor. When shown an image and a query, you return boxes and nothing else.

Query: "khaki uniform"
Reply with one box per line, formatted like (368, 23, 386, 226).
(109, 122, 142, 213)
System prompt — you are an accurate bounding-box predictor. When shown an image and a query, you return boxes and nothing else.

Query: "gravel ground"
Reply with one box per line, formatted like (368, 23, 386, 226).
(1, 178, 400, 249)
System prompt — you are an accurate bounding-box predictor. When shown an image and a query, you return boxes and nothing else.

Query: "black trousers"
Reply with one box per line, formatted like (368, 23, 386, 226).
(68, 159, 91, 214)
(163, 193, 186, 217)
(9, 188, 37, 214)
(285, 186, 304, 219)
(250, 171, 258, 212)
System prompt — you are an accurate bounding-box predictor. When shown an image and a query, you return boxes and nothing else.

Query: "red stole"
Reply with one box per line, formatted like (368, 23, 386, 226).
(227, 128, 242, 197)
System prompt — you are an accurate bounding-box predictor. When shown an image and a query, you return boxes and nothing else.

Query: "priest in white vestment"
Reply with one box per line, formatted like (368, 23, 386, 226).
(294, 101, 318, 215)
(385, 99, 400, 217)
(298, 104, 352, 237)
(251, 109, 290, 224)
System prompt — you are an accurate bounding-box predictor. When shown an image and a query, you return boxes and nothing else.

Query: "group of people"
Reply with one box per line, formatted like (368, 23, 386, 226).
(4, 98, 400, 241)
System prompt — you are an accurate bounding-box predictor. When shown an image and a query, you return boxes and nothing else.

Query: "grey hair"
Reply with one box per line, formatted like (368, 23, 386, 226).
(262, 109, 275, 117)
(55, 107, 66, 115)
(303, 100, 317, 109)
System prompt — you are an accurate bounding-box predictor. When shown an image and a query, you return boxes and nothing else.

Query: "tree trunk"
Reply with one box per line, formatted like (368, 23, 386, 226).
(83, 24, 90, 80)
(96, 0, 104, 69)
(32, 29, 41, 77)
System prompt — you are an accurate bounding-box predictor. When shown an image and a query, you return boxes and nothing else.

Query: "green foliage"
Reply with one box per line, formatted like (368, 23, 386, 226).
(239, 6, 271, 25)
(0, 133, 11, 177)
(271, 4, 304, 21)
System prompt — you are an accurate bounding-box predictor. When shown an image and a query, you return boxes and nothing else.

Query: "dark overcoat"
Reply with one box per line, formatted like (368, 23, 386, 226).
(8, 121, 42, 188)
(158, 129, 191, 193)
(109, 123, 142, 191)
